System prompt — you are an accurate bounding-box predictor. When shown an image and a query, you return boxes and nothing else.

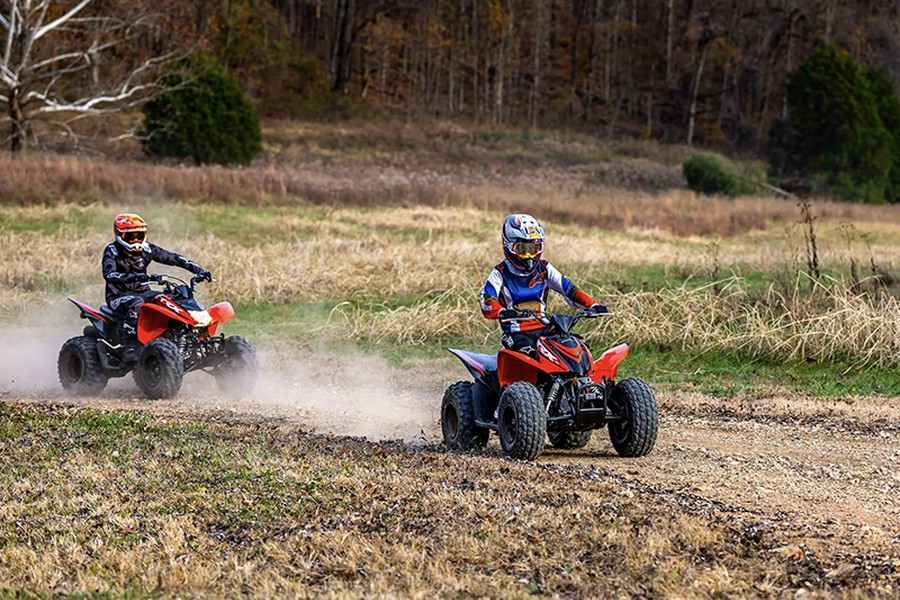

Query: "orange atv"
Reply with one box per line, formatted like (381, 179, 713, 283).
(442, 309, 658, 460)
(59, 274, 257, 399)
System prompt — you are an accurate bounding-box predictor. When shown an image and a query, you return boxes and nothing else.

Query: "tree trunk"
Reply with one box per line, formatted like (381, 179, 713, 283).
(687, 40, 709, 146)
(530, 0, 545, 127)
(585, 0, 603, 122)
(665, 0, 675, 87)
(9, 88, 26, 152)
(331, 0, 356, 92)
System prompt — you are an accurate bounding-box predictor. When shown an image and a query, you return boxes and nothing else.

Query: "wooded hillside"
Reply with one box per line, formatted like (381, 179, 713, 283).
(2, 1, 898, 154)
(205, 0, 900, 151)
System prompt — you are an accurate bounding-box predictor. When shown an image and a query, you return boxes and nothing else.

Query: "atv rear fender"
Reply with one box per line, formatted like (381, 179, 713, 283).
(591, 343, 629, 383)
(448, 349, 493, 383)
(67, 298, 108, 336)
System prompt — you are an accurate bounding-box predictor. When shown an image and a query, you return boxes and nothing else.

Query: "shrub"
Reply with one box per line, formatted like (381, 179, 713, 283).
(865, 66, 900, 203)
(683, 154, 734, 195)
(683, 153, 767, 197)
(141, 54, 262, 166)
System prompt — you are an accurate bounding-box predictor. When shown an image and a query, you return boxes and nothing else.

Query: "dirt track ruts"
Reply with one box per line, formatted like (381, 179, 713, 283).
(547, 408, 899, 562)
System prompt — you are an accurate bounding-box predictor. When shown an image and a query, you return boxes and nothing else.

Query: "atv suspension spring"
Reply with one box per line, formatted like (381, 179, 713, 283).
(545, 379, 561, 412)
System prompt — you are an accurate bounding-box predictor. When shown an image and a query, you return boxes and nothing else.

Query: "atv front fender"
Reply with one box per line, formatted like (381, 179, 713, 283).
(138, 301, 197, 345)
(591, 343, 629, 383)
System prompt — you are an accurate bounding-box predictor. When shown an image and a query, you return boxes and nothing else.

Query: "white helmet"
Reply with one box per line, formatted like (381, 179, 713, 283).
(502, 214, 545, 274)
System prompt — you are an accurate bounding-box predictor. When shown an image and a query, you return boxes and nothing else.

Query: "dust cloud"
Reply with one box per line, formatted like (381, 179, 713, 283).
(0, 327, 68, 395)
(239, 344, 443, 443)
(0, 326, 443, 443)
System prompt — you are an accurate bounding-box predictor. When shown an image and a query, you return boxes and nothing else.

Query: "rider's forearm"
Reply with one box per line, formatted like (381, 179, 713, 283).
(568, 286, 597, 309)
(481, 296, 503, 319)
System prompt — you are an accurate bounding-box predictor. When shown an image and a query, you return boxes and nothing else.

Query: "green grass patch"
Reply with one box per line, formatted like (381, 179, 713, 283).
(623, 346, 900, 398)
(172, 203, 336, 245)
(229, 300, 342, 340)
(0, 206, 107, 235)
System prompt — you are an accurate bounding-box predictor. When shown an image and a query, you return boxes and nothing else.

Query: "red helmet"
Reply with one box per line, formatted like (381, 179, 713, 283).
(114, 213, 148, 253)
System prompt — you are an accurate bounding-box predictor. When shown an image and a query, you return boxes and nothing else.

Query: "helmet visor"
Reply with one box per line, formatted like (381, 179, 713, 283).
(122, 230, 146, 244)
(512, 241, 542, 258)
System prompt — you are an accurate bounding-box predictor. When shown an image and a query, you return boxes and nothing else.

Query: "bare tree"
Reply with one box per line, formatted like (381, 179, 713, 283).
(0, 0, 189, 152)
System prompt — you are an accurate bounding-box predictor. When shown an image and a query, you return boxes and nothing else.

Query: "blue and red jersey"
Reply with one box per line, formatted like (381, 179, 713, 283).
(480, 260, 596, 333)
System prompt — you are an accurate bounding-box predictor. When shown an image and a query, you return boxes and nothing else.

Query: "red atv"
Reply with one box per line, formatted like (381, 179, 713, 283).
(58, 274, 257, 400)
(442, 310, 658, 460)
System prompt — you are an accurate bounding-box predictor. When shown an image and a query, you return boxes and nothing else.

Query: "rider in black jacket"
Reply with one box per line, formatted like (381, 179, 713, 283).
(103, 213, 211, 337)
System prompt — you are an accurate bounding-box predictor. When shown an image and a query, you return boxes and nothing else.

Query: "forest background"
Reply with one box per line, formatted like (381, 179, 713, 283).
(3, 0, 899, 155)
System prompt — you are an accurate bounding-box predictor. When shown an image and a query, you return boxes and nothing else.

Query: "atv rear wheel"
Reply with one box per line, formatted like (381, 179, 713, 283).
(608, 378, 658, 457)
(58, 336, 108, 396)
(134, 338, 183, 400)
(214, 336, 258, 398)
(441, 381, 489, 450)
(548, 429, 593, 450)
(497, 382, 546, 461)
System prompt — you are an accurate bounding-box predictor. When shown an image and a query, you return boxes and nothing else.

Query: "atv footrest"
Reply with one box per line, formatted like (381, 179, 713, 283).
(474, 419, 499, 431)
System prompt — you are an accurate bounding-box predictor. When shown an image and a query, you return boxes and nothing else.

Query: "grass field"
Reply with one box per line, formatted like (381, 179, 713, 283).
(2, 195, 898, 396)
(1, 123, 899, 597)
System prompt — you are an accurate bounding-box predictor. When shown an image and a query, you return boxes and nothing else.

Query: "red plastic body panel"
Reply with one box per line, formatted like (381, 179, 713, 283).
(137, 298, 197, 345)
(538, 338, 592, 371)
(498, 339, 597, 386)
(207, 301, 235, 336)
(591, 343, 629, 383)
(208, 302, 234, 324)
(497, 349, 542, 386)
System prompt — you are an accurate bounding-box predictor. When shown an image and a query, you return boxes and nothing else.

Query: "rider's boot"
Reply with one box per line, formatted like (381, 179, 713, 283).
(120, 323, 140, 362)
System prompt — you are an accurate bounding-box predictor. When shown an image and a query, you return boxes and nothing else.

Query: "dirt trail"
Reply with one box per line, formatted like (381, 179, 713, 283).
(2, 334, 897, 567)
(544, 405, 900, 561)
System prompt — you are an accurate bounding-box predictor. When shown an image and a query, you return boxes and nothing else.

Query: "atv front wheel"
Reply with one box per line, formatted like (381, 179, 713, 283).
(58, 336, 108, 396)
(441, 381, 489, 450)
(134, 338, 184, 400)
(497, 382, 546, 461)
(548, 429, 593, 450)
(214, 336, 258, 398)
(608, 378, 658, 457)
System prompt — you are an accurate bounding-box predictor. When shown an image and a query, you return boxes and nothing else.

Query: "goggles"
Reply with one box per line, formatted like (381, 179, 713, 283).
(511, 241, 542, 258)
(122, 230, 146, 244)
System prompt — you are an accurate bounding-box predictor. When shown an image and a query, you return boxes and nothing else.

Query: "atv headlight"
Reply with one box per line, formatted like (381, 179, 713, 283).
(189, 310, 212, 327)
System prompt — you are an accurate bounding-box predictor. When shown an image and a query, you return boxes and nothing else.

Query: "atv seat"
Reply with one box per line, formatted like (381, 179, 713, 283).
(466, 352, 497, 374)
(448, 349, 497, 378)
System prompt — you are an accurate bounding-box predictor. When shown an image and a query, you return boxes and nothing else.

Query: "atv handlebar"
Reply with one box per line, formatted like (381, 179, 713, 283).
(146, 273, 213, 294)
(498, 308, 613, 320)
(498, 308, 613, 329)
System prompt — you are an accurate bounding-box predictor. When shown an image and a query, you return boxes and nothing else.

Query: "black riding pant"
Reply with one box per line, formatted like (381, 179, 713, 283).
(108, 289, 158, 327)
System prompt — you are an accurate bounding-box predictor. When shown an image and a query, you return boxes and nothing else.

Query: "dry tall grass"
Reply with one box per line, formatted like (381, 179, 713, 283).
(2, 196, 898, 368)
(331, 278, 900, 368)
(3, 150, 900, 238)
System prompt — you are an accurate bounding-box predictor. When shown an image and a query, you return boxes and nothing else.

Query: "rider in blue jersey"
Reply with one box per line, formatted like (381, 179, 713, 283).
(479, 214, 607, 356)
